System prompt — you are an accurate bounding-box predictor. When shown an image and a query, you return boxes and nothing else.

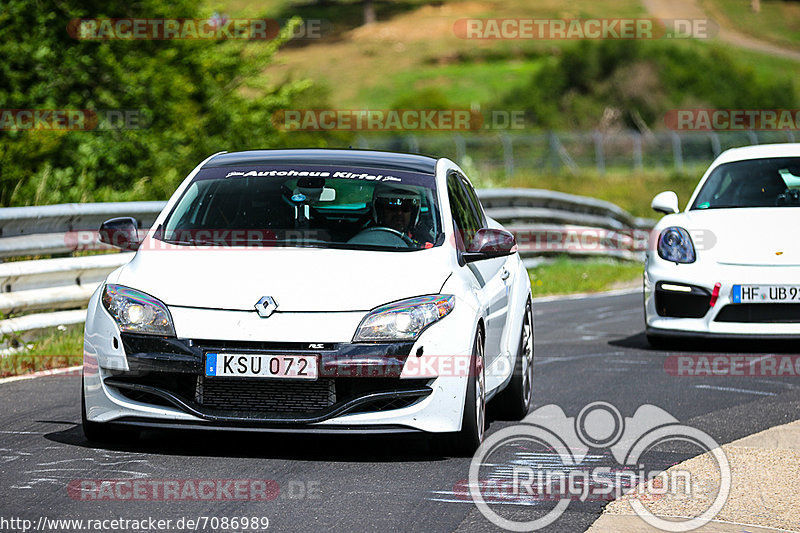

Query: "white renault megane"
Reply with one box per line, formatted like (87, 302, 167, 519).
(645, 143, 800, 344)
(82, 149, 534, 454)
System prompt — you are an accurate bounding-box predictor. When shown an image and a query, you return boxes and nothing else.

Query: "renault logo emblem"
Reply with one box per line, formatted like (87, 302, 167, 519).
(255, 296, 278, 318)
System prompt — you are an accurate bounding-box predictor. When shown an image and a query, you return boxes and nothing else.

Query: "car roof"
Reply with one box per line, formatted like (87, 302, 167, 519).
(202, 149, 439, 174)
(714, 143, 800, 165)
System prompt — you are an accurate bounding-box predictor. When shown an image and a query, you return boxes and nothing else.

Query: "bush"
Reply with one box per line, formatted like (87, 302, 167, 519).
(497, 40, 798, 130)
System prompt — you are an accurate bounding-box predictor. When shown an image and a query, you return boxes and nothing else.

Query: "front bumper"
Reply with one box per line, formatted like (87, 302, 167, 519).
(105, 334, 431, 425)
(83, 288, 477, 434)
(644, 257, 800, 337)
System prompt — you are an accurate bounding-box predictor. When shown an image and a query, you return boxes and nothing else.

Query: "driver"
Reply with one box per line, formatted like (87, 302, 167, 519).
(371, 183, 422, 240)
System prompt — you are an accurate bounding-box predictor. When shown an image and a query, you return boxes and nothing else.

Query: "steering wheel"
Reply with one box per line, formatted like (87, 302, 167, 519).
(354, 226, 415, 247)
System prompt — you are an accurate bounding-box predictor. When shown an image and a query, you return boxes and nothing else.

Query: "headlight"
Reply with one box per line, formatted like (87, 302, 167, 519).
(657, 227, 696, 264)
(353, 295, 455, 342)
(102, 284, 176, 336)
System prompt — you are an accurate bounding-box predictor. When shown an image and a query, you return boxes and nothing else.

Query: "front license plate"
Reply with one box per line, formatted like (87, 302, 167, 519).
(732, 285, 800, 303)
(205, 353, 318, 380)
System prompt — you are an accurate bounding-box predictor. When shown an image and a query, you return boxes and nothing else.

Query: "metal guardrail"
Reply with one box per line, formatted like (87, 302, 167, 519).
(0, 190, 653, 339)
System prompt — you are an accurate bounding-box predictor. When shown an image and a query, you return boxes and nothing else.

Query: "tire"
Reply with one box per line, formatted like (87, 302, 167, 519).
(432, 328, 486, 457)
(81, 377, 138, 443)
(493, 297, 534, 420)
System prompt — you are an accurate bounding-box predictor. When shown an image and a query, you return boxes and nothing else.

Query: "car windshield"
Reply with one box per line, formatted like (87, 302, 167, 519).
(159, 165, 443, 251)
(691, 157, 800, 210)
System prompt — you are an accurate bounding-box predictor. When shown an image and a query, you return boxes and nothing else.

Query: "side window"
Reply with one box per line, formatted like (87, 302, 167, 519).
(447, 172, 481, 250)
(459, 174, 486, 228)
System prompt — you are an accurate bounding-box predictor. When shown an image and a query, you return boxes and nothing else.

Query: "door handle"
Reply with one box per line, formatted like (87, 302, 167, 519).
(501, 268, 510, 281)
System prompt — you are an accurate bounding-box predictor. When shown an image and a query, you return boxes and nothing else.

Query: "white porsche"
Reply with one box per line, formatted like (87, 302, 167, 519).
(645, 143, 800, 344)
(82, 149, 534, 454)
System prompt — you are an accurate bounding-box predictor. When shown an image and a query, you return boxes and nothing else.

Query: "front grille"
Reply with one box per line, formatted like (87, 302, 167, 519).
(350, 396, 421, 414)
(196, 376, 336, 412)
(715, 304, 800, 323)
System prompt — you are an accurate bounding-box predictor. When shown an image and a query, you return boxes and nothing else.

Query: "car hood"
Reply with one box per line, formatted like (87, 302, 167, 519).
(676, 208, 800, 265)
(112, 245, 452, 312)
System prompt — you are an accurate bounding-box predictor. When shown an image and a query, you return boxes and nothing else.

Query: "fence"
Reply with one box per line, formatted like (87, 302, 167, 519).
(0, 190, 653, 342)
(354, 130, 798, 176)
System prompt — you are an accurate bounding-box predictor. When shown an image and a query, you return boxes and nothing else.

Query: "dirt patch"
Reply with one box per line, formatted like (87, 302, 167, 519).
(348, 2, 492, 43)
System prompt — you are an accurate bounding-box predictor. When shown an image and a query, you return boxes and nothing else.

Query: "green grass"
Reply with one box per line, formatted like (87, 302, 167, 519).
(1, 326, 83, 378)
(487, 169, 701, 218)
(700, 0, 800, 50)
(356, 59, 546, 109)
(529, 256, 643, 297)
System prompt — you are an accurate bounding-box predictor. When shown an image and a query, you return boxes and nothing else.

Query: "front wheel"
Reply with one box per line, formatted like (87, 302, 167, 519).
(433, 329, 486, 456)
(493, 297, 534, 420)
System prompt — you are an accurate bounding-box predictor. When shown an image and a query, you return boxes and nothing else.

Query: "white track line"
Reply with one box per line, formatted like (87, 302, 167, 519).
(0, 365, 81, 385)
(694, 384, 776, 396)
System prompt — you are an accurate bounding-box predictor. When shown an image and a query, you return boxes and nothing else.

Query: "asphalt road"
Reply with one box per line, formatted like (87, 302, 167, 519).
(2, 290, 800, 533)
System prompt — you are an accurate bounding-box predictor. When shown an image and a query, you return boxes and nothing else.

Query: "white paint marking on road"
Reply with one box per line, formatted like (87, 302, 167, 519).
(747, 354, 775, 370)
(0, 430, 46, 434)
(536, 351, 626, 366)
(0, 365, 81, 385)
(694, 385, 776, 396)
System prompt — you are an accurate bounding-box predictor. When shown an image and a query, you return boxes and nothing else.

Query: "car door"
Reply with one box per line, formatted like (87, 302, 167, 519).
(446, 172, 511, 366)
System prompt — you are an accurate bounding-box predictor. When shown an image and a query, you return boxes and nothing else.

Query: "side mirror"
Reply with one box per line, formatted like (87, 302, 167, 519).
(462, 228, 517, 263)
(99, 217, 141, 251)
(651, 191, 679, 215)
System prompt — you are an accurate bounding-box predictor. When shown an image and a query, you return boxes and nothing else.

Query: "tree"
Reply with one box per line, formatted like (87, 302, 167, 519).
(0, 0, 313, 205)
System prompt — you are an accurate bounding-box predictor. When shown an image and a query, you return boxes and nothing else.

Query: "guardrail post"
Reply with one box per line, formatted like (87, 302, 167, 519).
(670, 132, 683, 171)
(593, 131, 605, 175)
(633, 132, 643, 171)
(501, 134, 514, 177)
(708, 132, 721, 157)
(454, 134, 466, 165)
(406, 134, 420, 153)
(547, 131, 560, 171)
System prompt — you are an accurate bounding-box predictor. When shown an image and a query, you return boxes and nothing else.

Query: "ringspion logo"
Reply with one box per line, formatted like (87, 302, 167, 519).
(468, 402, 730, 531)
